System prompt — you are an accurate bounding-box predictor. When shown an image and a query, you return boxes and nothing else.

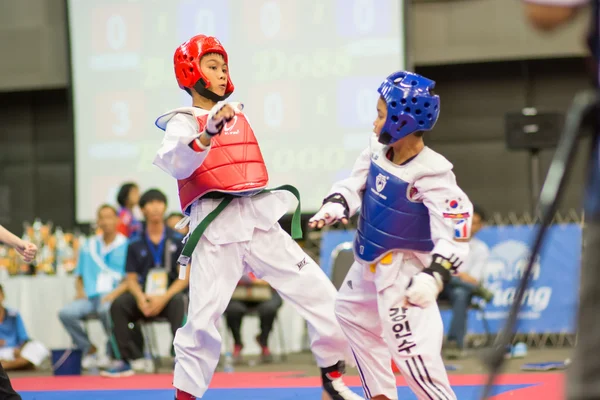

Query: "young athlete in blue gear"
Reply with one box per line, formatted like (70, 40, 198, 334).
(310, 71, 473, 400)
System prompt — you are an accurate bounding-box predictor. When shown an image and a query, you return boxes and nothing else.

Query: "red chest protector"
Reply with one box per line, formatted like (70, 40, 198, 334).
(157, 107, 269, 212)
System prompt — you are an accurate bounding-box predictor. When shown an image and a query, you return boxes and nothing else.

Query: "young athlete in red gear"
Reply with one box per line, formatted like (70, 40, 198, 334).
(153, 34, 364, 400)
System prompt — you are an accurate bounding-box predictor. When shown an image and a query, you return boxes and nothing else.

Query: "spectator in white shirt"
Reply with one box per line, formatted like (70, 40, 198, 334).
(440, 205, 493, 358)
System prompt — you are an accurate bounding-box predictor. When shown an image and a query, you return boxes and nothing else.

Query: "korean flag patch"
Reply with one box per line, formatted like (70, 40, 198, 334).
(453, 219, 471, 240)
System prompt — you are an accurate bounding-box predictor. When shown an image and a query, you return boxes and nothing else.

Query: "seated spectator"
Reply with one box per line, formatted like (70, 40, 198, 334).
(58, 205, 129, 369)
(440, 205, 494, 359)
(116, 182, 142, 238)
(166, 212, 189, 236)
(103, 189, 188, 377)
(225, 273, 282, 364)
(0, 285, 49, 371)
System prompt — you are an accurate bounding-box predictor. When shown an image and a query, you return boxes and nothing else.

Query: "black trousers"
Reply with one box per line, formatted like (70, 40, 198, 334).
(225, 291, 282, 347)
(110, 292, 185, 361)
(0, 364, 21, 400)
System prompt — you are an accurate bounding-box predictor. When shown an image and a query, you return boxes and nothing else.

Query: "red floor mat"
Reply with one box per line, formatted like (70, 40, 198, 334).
(11, 371, 563, 392)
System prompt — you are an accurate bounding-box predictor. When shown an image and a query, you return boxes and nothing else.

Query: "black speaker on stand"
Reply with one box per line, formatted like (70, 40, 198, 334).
(505, 108, 563, 213)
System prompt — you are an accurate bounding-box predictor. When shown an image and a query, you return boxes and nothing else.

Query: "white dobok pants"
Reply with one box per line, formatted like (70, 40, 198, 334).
(173, 223, 352, 398)
(335, 252, 456, 400)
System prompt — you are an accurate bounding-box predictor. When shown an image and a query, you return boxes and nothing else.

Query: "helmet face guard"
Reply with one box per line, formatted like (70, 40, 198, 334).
(174, 35, 234, 101)
(377, 71, 440, 144)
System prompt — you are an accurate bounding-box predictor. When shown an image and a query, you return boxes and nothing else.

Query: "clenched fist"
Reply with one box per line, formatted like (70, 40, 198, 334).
(206, 101, 241, 136)
(404, 272, 443, 308)
(16, 240, 37, 263)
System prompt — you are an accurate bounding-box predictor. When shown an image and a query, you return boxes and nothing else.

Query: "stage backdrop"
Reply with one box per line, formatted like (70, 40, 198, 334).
(320, 223, 582, 335)
(67, 0, 407, 222)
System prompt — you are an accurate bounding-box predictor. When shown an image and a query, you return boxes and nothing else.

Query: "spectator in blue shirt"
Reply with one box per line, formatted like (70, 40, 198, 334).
(0, 285, 48, 371)
(58, 205, 129, 370)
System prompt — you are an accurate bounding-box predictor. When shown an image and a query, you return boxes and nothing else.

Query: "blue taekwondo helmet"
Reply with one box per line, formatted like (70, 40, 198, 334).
(377, 71, 440, 145)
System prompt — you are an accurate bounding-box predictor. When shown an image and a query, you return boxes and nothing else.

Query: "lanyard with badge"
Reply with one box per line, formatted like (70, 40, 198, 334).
(144, 230, 169, 296)
(92, 236, 124, 295)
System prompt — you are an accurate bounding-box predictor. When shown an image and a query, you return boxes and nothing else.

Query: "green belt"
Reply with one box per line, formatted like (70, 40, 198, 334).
(178, 184, 302, 266)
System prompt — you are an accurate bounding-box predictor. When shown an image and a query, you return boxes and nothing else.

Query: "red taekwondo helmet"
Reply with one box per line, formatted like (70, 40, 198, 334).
(173, 34, 235, 102)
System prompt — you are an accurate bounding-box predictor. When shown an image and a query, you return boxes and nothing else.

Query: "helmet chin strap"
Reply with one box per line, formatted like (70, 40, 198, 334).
(378, 132, 393, 145)
(192, 79, 232, 102)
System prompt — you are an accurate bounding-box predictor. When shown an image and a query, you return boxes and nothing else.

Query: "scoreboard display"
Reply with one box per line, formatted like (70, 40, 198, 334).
(67, 0, 406, 221)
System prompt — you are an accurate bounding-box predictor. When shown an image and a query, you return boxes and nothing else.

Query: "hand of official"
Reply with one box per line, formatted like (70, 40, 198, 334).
(15, 240, 37, 263)
(404, 272, 443, 308)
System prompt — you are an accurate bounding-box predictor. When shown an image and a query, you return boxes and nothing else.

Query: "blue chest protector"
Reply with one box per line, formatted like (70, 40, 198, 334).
(354, 160, 434, 263)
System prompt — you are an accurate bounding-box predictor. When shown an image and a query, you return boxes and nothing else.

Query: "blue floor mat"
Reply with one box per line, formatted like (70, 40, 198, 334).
(21, 384, 533, 399)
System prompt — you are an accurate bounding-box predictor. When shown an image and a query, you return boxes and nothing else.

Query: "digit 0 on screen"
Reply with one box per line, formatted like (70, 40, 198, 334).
(90, 4, 142, 70)
(177, 0, 231, 45)
(336, 76, 382, 129)
(263, 93, 284, 129)
(336, 0, 392, 37)
(246, 83, 300, 132)
(241, 0, 297, 42)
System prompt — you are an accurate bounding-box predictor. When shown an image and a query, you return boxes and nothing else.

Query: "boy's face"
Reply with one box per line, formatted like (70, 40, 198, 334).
(472, 213, 484, 235)
(142, 200, 167, 223)
(373, 97, 387, 137)
(199, 53, 228, 97)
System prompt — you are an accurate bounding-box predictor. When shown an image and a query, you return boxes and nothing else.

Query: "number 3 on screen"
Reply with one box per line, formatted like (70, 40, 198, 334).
(106, 14, 127, 51)
(353, 0, 375, 33)
(112, 101, 131, 136)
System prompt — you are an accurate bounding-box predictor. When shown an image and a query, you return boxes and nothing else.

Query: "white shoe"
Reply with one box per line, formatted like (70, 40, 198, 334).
(81, 354, 97, 370)
(97, 355, 111, 369)
(129, 358, 147, 372)
(130, 357, 154, 373)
